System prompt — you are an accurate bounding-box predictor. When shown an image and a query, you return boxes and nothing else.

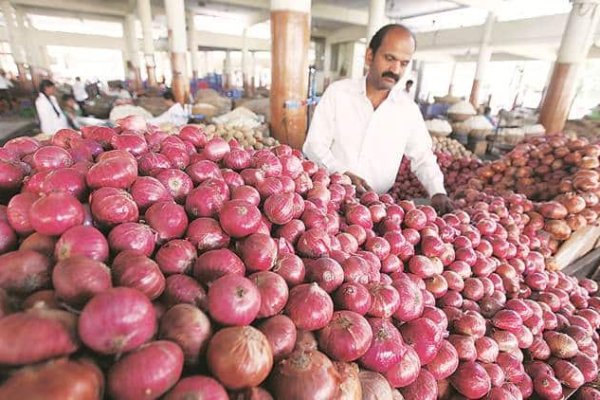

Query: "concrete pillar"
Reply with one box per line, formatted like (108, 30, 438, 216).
(241, 28, 250, 95)
(540, 0, 600, 134)
(124, 14, 142, 92)
(367, 0, 387, 43)
(137, 0, 157, 87)
(414, 60, 425, 102)
(15, 9, 40, 88)
(250, 51, 257, 93)
(186, 11, 199, 80)
(270, 0, 311, 149)
(448, 61, 457, 95)
(1, 1, 27, 84)
(223, 50, 232, 90)
(165, 0, 188, 104)
(469, 12, 495, 107)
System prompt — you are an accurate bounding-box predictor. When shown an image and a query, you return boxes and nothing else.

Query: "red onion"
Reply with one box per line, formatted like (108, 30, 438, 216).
(145, 201, 188, 242)
(155, 239, 197, 275)
(257, 315, 297, 362)
(162, 274, 207, 309)
(285, 283, 334, 331)
(250, 271, 289, 318)
(360, 317, 405, 373)
(208, 274, 260, 326)
(29, 192, 84, 236)
(164, 376, 228, 400)
(400, 317, 443, 365)
(392, 273, 424, 322)
(237, 233, 278, 272)
(90, 187, 139, 227)
(317, 310, 372, 362)
(218, 199, 262, 238)
(7, 192, 40, 235)
(52, 256, 111, 306)
(107, 222, 156, 256)
(54, 225, 108, 262)
(78, 287, 156, 355)
(367, 283, 400, 318)
(0, 249, 52, 295)
(450, 361, 491, 399)
(399, 368, 438, 400)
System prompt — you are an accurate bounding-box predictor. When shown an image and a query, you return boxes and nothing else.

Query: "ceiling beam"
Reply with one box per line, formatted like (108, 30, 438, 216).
(244, 10, 269, 27)
(447, 0, 504, 12)
(10, 0, 129, 17)
(311, 4, 368, 26)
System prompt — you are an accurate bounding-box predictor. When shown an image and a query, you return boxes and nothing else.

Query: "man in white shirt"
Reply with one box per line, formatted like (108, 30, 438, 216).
(72, 77, 88, 113)
(149, 90, 189, 127)
(35, 79, 70, 135)
(303, 24, 453, 213)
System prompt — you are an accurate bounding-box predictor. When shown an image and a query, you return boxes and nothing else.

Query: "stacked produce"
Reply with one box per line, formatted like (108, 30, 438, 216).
(389, 151, 482, 200)
(0, 117, 600, 399)
(204, 123, 278, 150)
(433, 136, 475, 158)
(471, 135, 600, 250)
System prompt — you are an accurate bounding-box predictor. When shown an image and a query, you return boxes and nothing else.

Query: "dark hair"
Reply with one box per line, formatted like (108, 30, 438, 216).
(368, 24, 416, 54)
(39, 79, 55, 94)
(163, 90, 175, 101)
(406, 80, 414, 85)
(62, 94, 75, 102)
(484, 106, 492, 114)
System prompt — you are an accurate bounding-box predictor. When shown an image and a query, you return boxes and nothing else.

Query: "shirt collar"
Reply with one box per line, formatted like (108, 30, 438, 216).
(356, 75, 405, 103)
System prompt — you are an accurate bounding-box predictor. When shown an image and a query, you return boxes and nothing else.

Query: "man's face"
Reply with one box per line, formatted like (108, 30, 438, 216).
(366, 28, 415, 91)
(46, 86, 56, 96)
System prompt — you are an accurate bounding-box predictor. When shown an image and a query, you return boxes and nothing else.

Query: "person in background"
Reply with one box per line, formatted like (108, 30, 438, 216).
(0, 69, 14, 111)
(35, 79, 69, 135)
(404, 79, 414, 94)
(303, 24, 453, 214)
(62, 94, 111, 129)
(149, 90, 189, 127)
(483, 106, 497, 126)
(72, 77, 88, 115)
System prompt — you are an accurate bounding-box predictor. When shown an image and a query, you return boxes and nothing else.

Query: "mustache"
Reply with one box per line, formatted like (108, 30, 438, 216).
(382, 71, 400, 82)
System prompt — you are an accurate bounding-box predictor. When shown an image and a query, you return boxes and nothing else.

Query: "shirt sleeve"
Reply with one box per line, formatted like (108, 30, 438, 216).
(404, 106, 447, 197)
(302, 86, 344, 173)
(35, 96, 53, 134)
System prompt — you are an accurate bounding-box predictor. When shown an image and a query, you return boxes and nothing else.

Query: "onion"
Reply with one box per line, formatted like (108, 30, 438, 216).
(162, 274, 207, 309)
(185, 185, 225, 218)
(334, 282, 372, 315)
(553, 359, 584, 389)
(0, 308, 79, 365)
(0, 250, 51, 295)
(317, 310, 372, 362)
(297, 228, 331, 258)
(29, 192, 84, 236)
(207, 326, 273, 390)
(86, 154, 137, 189)
(78, 287, 156, 355)
(108, 340, 184, 400)
(367, 283, 400, 318)
(129, 176, 172, 211)
(250, 271, 289, 318)
(392, 273, 424, 322)
(286, 283, 334, 331)
(89, 187, 138, 227)
(52, 256, 112, 306)
(269, 350, 339, 399)
(237, 233, 278, 272)
(399, 317, 443, 365)
(454, 311, 486, 338)
(475, 336, 499, 363)
(533, 375, 562, 400)
(165, 376, 227, 400)
(305, 257, 344, 293)
(145, 201, 188, 242)
(426, 339, 459, 380)
(450, 361, 491, 399)
(6, 192, 39, 235)
(193, 248, 245, 284)
(112, 251, 166, 300)
(208, 274, 260, 326)
(218, 199, 262, 238)
(257, 315, 297, 362)
(572, 353, 599, 383)
(358, 370, 393, 400)
(158, 304, 212, 367)
(107, 222, 156, 256)
(0, 358, 103, 399)
(155, 239, 197, 275)
(54, 225, 108, 262)
(185, 217, 230, 253)
(264, 193, 296, 225)
(544, 331, 579, 359)
(399, 368, 438, 400)
(272, 253, 305, 286)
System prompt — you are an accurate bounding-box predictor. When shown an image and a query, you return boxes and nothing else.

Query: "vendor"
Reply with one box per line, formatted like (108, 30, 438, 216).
(35, 79, 70, 135)
(149, 90, 189, 127)
(72, 77, 88, 115)
(303, 24, 453, 213)
(62, 94, 110, 129)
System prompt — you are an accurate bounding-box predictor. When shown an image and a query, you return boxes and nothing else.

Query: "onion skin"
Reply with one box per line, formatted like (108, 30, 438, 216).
(400, 368, 438, 400)
(258, 315, 298, 362)
(285, 283, 334, 331)
(359, 370, 393, 400)
(158, 304, 212, 367)
(52, 256, 112, 307)
(207, 274, 261, 326)
(78, 287, 157, 355)
(0, 250, 51, 295)
(0, 358, 104, 400)
(0, 308, 79, 366)
(108, 340, 184, 400)
(334, 362, 362, 400)
(207, 326, 273, 390)
(164, 376, 228, 400)
(450, 361, 492, 399)
(317, 310, 373, 362)
(269, 350, 340, 400)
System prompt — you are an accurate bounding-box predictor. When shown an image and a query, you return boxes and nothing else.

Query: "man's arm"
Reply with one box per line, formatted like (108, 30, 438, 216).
(302, 87, 344, 174)
(405, 110, 453, 213)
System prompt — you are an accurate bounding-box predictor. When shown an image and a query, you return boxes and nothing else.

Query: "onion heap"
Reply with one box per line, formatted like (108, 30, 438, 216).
(0, 121, 599, 399)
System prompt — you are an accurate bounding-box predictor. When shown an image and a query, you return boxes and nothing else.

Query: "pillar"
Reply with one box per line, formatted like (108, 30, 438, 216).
(223, 50, 231, 90)
(270, 0, 311, 149)
(124, 14, 142, 92)
(250, 51, 257, 93)
(1, 1, 27, 84)
(323, 39, 332, 89)
(186, 11, 199, 80)
(16, 9, 42, 89)
(138, 0, 157, 87)
(241, 28, 250, 95)
(539, 0, 600, 134)
(414, 60, 425, 102)
(165, 0, 188, 104)
(367, 0, 387, 43)
(469, 12, 495, 107)
(448, 61, 457, 95)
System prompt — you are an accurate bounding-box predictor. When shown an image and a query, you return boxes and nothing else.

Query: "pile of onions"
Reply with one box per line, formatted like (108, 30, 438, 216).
(0, 123, 599, 399)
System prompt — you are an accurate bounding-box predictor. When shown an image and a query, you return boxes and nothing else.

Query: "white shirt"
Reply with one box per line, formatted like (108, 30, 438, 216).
(35, 94, 70, 135)
(0, 76, 13, 90)
(303, 77, 446, 196)
(149, 103, 189, 126)
(73, 81, 88, 102)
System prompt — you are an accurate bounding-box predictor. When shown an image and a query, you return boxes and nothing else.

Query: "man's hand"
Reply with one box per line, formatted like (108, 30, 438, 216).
(345, 171, 373, 195)
(431, 193, 454, 215)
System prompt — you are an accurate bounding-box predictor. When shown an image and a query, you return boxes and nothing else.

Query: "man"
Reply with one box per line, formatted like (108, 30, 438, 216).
(35, 79, 69, 135)
(405, 79, 414, 94)
(0, 69, 14, 111)
(149, 90, 189, 127)
(303, 24, 453, 213)
(72, 77, 88, 115)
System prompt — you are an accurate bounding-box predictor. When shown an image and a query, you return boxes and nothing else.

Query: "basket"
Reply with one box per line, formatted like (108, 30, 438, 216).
(429, 130, 452, 138)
